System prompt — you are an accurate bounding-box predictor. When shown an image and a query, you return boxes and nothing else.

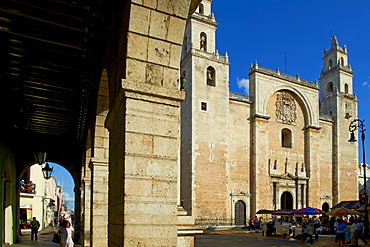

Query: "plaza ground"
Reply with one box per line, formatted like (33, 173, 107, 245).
(195, 232, 367, 247)
(10, 227, 367, 247)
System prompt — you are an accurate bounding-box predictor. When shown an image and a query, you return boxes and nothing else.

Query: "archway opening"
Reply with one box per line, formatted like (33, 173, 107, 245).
(327, 82, 333, 92)
(19, 162, 75, 233)
(322, 202, 329, 212)
(280, 191, 293, 209)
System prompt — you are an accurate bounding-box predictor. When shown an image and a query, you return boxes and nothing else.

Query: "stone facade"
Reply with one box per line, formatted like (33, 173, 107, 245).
(180, 0, 358, 226)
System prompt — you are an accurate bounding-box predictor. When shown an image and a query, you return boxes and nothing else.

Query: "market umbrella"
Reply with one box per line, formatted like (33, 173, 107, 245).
(271, 209, 296, 216)
(355, 206, 370, 211)
(256, 209, 274, 214)
(326, 207, 360, 216)
(294, 207, 325, 215)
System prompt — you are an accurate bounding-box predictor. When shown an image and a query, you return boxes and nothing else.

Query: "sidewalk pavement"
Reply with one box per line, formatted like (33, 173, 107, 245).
(12, 226, 82, 247)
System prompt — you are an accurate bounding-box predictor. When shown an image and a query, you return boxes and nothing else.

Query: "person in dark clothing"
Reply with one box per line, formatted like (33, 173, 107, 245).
(30, 217, 40, 240)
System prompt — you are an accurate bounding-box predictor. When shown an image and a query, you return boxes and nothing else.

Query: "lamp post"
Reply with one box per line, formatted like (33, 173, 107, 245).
(34, 150, 47, 166)
(349, 119, 368, 237)
(42, 163, 54, 180)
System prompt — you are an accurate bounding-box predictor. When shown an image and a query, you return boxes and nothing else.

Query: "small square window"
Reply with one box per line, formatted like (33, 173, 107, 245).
(201, 102, 207, 111)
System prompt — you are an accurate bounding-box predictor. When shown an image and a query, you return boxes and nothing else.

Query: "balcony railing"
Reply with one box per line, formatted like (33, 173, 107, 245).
(20, 182, 36, 194)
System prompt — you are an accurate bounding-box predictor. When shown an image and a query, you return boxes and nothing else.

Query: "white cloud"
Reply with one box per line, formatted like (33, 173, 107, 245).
(363, 81, 370, 87)
(62, 192, 75, 201)
(236, 77, 250, 94)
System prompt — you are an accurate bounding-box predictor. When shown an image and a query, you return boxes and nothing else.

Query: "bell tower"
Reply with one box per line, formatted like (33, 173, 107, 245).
(180, 0, 231, 222)
(320, 36, 353, 100)
(319, 36, 358, 204)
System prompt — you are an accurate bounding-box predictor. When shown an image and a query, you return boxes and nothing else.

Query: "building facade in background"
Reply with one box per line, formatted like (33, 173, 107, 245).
(180, 0, 358, 225)
(19, 164, 58, 229)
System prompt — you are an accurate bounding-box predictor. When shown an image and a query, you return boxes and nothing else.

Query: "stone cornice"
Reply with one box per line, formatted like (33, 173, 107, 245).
(191, 13, 218, 26)
(253, 113, 271, 120)
(320, 64, 354, 78)
(306, 124, 322, 130)
(249, 64, 319, 90)
(182, 48, 229, 65)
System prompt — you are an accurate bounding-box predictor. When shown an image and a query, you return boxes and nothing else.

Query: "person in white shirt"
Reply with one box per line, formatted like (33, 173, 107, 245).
(349, 219, 357, 247)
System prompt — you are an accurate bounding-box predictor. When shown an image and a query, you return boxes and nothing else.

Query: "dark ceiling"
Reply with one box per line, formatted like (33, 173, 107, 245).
(0, 0, 107, 162)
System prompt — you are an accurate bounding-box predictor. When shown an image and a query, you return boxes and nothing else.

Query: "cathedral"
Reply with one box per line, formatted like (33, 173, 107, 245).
(180, 0, 358, 225)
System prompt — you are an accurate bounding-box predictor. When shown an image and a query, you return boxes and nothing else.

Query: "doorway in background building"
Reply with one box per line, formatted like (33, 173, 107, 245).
(322, 202, 329, 212)
(280, 191, 293, 209)
(234, 200, 246, 225)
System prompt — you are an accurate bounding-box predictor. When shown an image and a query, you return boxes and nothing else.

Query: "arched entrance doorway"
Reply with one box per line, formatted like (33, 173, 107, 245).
(235, 200, 246, 225)
(322, 202, 329, 212)
(280, 191, 293, 209)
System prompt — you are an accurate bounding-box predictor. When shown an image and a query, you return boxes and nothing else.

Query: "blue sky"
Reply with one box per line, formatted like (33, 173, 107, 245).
(50, 162, 75, 210)
(48, 1, 370, 205)
(212, 0, 370, 163)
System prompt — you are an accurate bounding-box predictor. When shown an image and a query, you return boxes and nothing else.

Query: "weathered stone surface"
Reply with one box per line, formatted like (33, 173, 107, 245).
(157, 0, 175, 15)
(149, 10, 170, 40)
(127, 32, 148, 61)
(145, 64, 164, 86)
(129, 4, 150, 35)
(147, 39, 171, 66)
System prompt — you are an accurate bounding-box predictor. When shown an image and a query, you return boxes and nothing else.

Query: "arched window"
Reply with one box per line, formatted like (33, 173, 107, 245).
(328, 59, 333, 70)
(234, 200, 246, 225)
(327, 82, 333, 92)
(200, 32, 207, 51)
(344, 83, 349, 94)
(340, 57, 345, 66)
(198, 4, 204, 15)
(281, 128, 292, 148)
(206, 66, 215, 86)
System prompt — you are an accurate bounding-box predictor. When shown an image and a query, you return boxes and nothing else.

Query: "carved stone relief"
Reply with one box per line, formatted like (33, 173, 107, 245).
(275, 91, 297, 124)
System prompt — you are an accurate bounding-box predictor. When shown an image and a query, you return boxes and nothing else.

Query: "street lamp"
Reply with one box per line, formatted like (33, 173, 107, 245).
(34, 150, 47, 166)
(42, 163, 54, 180)
(349, 119, 368, 237)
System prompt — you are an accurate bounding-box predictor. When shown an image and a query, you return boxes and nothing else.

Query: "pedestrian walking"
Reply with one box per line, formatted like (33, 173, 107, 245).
(356, 218, 368, 246)
(30, 217, 40, 240)
(335, 218, 347, 247)
(60, 220, 74, 246)
(349, 219, 357, 247)
(58, 215, 65, 227)
(306, 219, 315, 244)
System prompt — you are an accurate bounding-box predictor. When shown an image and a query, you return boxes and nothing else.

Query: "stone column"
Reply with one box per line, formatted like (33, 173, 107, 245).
(82, 175, 91, 246)
(106, 82, 185, 246)
(90, 158, 108, 247)
(103, 1, 200, 245)
(74, 187, 82, 225)
(275, 183, 280, 210)
(302, 184, 307, 208)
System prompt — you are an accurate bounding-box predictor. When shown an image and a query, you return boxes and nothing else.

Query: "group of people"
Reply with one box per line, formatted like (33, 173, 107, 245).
(19, 180, 36, 193)
(335, 217, 367, 247)
(57, 215, 75, 246)
(257, 214, 370, 247)
(27, 215, 75, 246)
(248, 216, 263, 230)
